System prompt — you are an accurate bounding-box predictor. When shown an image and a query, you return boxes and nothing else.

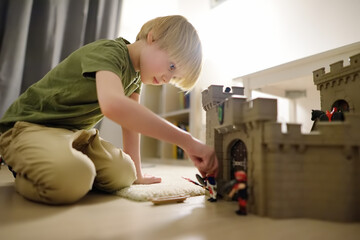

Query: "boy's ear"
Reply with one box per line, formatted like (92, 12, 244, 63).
(147, 31, 155, 44)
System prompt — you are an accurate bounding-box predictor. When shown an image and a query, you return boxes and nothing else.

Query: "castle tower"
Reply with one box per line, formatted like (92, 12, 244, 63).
(202, 85, 278, 216)
(313, 53, 360, 113)
(201, 85, 245, 146)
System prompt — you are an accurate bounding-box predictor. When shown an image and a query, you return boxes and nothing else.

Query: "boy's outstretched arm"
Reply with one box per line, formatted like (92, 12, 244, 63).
(122, 92, 162, 184)
(96, 70, 218, 177)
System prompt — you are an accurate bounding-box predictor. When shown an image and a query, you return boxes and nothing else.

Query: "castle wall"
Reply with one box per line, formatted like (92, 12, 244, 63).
(264, 141, 305, 218)
(263, 119, 360, 221)
(220, 122, 267, 216)
(264, 144, 359, 221)
(205, 110, 215, 146)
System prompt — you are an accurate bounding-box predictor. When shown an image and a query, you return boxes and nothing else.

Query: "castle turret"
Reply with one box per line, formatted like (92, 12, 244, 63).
(202, 85, 246, 146)
(313, 53, 360, 113)
(202, 85, 244, 111)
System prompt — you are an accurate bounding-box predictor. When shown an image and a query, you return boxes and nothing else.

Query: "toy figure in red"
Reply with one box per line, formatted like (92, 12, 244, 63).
(228, 170, 247, 215)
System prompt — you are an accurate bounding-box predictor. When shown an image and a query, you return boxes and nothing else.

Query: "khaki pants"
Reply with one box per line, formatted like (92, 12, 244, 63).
(0, 121, 136, 205)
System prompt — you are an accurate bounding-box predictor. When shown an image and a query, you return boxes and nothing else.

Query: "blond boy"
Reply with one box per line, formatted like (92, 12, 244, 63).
(0, 15, 218, 204)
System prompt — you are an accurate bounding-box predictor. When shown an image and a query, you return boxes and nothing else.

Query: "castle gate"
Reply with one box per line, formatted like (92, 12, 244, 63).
(229, 139, 247, 180)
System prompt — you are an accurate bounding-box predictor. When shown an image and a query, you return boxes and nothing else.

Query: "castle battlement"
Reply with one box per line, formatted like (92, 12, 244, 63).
(263, 112, 360, 150)
(208, 95, 278, 129)
(241, 98, 278, 123)
(202, 85, 244, 111)
(263, 122, 304, 149)
(221, 95, 247, 126)
(313, 53, 360, 88)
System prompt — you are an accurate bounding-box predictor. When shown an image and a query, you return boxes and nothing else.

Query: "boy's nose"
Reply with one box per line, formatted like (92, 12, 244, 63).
(162, 73, 172, 83)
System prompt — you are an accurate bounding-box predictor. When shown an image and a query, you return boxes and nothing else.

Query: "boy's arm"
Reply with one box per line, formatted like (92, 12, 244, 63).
(122, 92, 161, 184)
(96, 70, 218, 177)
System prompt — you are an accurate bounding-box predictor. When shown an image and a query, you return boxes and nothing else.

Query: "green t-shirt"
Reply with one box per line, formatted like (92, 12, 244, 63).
(0, 38, 141, 133)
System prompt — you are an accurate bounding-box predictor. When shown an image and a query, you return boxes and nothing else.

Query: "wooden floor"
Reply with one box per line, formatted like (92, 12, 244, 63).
(1, 163, 360, 240)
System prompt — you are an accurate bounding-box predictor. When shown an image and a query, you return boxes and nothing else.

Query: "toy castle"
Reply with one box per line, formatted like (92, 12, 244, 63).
(202, 53, 360, 222)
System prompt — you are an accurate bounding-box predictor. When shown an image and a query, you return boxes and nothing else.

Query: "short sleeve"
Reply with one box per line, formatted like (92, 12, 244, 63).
(134, 85, 141, 94)
(80, 40, 127, 80)
(134, 78, 142, 94)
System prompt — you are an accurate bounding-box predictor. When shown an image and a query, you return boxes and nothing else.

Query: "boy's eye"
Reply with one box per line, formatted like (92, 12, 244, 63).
(169, 63, 176, 71)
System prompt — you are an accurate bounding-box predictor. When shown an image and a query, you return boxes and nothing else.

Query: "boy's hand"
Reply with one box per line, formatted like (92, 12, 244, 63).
(134, 173, 162, 184)
(184, 137, 218, 178)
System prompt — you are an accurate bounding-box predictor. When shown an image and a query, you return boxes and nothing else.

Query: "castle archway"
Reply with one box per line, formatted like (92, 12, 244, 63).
(229, 139, 247, 180)
(332, 99, 350, 112)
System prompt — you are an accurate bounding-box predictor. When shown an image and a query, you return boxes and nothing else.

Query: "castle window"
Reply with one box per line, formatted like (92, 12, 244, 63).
(332, 99, 350, 112)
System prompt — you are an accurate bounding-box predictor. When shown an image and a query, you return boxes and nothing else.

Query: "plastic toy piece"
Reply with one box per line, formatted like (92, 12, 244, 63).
(228, 171, 247, 216)
(195, 174, 206, 186)
(325, 107, 337, 121)
(151, 195, 188, 205)
(310, 107, 345, 130)
(183, 174, 217, 202)
(205, 175, 217, 202)
(182, 176, 207, 190)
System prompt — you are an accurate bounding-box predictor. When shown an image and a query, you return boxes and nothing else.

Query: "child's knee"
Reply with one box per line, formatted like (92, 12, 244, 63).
(54, 155, 96, 203)
(16, 154, 96, 205)
(94, 152, 136, 192)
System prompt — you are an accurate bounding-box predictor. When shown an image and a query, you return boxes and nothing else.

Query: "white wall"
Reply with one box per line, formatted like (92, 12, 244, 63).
(198, 0, 360, 134)
(198, 0, 360, 85)
(116, 0, 360, 90)
(100, 0, 360, 144)
(117, 0, 209, 41)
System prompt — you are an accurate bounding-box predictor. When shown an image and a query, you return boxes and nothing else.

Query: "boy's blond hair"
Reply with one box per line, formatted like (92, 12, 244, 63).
(136, 15, 202, 91)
